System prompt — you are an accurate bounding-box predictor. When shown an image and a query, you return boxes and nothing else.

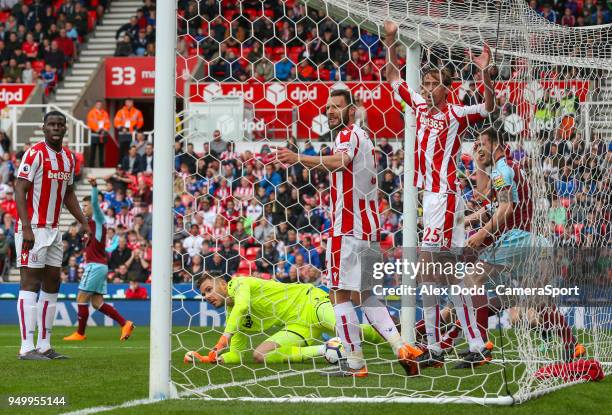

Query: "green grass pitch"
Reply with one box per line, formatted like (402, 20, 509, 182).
(0, 325, 610, 414)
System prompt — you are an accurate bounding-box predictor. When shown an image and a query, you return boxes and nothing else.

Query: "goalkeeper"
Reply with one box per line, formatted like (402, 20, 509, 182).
(185, 274, 386, 364)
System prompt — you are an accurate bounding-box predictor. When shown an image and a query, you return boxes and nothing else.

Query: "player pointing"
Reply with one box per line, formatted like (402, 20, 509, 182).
(63, 177, 135, 342)
(384, 20, 495, 370)
(15, 111, 92, 360)
(276, 89, 422, 377)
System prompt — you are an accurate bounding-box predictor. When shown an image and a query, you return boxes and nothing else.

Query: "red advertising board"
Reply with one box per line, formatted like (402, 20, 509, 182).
(0, 84, 36, 110)
(105, 57, 197, 99)
(189, 80, 589, 139)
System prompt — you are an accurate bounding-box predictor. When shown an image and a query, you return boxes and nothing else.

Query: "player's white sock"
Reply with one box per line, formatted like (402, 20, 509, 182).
(36, 291, 58, 353)
(333, 301, 364, 369)
(362, 296, 403, 355)
(449, 282, 484, 353)
(17, 290, 38, 355)
(421, 283, 442, 353)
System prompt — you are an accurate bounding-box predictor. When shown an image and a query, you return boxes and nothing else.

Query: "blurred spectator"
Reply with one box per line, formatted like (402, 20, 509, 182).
(0, 228, 8, 280)
(125, 247, 150, 282)
(109, 237, 131, 273)
(125, 279, 148, 299)
(43, 40, 65, 77)
(114, 99, 144, 161)
(183, 224, 204, 257)
(86, 100, 111, 167)
(274, 56, 295, 81)
(132, 132, 147, 156)
(121, 145, 145, 175)
(209, 129, 227, 158)
(114, 34, 133, 56)
(40, 64, 57, 95)
(116, 16, 139, 40)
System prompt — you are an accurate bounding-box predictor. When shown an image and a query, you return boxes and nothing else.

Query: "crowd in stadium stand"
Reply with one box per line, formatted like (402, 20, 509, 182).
(0, 0, 608, 285)
(0, 0, 108, 91)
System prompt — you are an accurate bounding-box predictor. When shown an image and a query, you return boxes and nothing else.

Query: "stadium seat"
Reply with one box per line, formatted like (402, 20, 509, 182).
(88, 11, 98, 31)
(245, 247, 260, 261)
(32, 60, 46, 73)
(573, 224, 584, 243)
(237, 259, 252, 274)
(380, 234, 394, 251)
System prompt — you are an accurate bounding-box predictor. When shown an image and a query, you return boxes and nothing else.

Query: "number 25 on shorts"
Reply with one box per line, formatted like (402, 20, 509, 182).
(423, 227, 442, 244)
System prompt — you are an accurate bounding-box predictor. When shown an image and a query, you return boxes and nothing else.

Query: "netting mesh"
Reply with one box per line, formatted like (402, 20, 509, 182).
(167, 0, 612, 404)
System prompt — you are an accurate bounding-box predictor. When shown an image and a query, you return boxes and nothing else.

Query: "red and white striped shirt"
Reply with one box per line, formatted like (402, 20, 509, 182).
(330, 124, 380, 241)
(16, 141, 75, 229)
(392, 80, 489, 193)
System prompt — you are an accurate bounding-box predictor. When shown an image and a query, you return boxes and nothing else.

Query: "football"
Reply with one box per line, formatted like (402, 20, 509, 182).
(324, 337, 346, 365)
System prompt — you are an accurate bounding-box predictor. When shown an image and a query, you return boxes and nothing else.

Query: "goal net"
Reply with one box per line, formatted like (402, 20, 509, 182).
(156, 0, 612, 405)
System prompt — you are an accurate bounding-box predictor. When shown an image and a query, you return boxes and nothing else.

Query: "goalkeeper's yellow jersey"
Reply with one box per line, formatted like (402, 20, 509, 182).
(225, 277, 328, 334)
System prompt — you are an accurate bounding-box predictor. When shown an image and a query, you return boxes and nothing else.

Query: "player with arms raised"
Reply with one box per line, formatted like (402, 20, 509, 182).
(384, 20, 495, 370)
(15, 111, 92, 360)
(277, 89, 422, 377)
(63, 177, 135, 342)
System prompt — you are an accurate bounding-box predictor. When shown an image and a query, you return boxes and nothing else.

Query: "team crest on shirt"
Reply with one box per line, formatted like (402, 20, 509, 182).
(493, 175, 506, 188)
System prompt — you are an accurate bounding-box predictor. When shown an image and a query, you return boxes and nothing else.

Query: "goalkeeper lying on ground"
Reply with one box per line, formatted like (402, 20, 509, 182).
(185, 274, 386, 364)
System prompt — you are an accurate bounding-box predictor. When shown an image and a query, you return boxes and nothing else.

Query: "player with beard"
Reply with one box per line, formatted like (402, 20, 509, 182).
(460, 128, 585, 365)
(276, 89, 423, 377)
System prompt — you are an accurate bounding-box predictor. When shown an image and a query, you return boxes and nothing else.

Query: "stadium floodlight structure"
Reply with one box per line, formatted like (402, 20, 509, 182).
(150, 0, 612, 405)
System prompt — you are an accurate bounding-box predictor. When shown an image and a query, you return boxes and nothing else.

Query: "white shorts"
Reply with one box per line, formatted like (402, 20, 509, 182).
(421, 191, 465, 251)
(325, 235, 381, 291)
(15, 227, 63, 269)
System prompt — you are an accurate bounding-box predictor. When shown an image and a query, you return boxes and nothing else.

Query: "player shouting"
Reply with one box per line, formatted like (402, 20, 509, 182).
(15, 111, 91, 360)
(384, 20, 495, 370)
(276, 89, 422, 377)
(185, 275, 387, 364)
(63, 177, 135, 342)
(461, 129, 585, 365)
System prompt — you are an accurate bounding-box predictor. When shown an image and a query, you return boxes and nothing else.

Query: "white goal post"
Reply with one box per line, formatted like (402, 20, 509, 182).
(149, 0, 177, 401)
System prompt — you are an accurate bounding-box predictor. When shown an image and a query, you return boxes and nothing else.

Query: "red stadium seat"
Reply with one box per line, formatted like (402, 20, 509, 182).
(380, 234, 394, 251)
(318, 68, 330, 81)
(32, 60, 46, 73)
(245, 247, 260, 261)
(88, 11, 97, 31)
(0, 12, 9, 23)
(573, 224, 584, 243)
(237, 259, 253, 274)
